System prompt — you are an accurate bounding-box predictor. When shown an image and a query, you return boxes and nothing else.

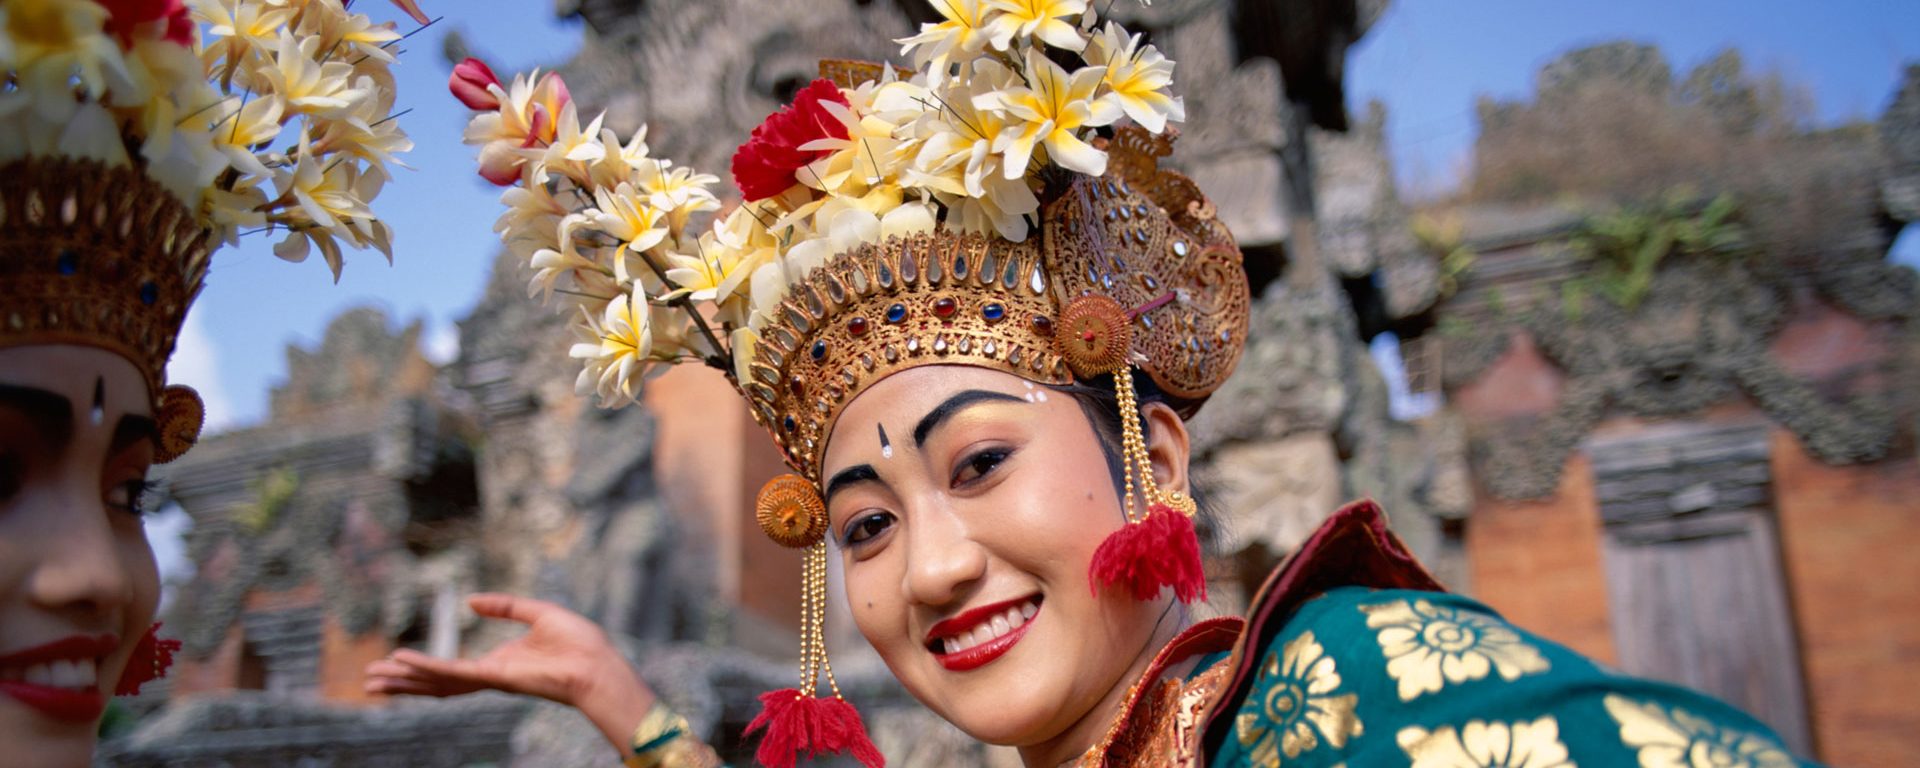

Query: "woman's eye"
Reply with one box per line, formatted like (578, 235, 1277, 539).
(844, 512, 894, 545)
(106, 479, 152, 516)
(952, 448, 1010, 486)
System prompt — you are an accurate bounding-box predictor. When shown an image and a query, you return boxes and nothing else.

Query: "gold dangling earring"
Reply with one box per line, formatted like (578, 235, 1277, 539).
(745, 474, 885, 768)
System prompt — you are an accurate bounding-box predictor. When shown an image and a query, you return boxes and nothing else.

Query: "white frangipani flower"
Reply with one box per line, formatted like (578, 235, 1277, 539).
(975, 47, 1120, 178)
(1084, 21, 1184, 132)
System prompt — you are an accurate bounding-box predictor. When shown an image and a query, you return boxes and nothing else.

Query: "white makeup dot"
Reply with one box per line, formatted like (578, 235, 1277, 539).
(1033, 390, 1048, 403)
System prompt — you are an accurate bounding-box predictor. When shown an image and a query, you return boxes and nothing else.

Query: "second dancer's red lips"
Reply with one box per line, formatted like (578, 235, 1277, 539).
(0, 634, 119, 724)
(926, 595, 1041, 672)
(0, 635, 118, 668)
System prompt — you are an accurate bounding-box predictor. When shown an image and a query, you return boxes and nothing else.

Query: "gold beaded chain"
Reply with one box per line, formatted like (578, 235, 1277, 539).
(1113, 366, 1197, 521)
(799, 541, 843, 699)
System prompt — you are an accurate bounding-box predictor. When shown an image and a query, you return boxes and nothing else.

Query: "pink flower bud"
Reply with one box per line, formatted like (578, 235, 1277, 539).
(450, 58, 502, 111)
(538, 71, 572, 110)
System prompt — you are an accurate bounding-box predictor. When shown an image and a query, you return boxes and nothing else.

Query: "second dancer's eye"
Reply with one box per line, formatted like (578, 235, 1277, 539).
(951, 448, 1010, 488)
(844, 511, 896, 546)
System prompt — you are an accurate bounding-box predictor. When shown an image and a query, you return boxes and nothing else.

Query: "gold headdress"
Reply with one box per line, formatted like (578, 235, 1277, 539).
(0, 0, 427, 463)
(464, 3, 1244, 765)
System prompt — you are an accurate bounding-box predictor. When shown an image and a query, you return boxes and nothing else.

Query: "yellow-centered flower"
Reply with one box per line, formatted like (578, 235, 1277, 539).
(896, 0, 992, 80)
(983, 0, 1087, 52)
(1084, 21, 1184, 132)
(975, 47, 1119, 179)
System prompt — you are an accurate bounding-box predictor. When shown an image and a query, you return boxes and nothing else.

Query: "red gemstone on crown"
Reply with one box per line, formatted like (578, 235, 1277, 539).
(934, 298, 957, 318)
(848, 317, 869, 336)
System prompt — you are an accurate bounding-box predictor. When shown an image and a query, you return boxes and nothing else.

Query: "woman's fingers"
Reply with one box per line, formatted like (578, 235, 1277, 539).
(363, 657, 430, 682)
(467, 592, 562, 626)
(364, 675, 451, 697)
(387, 648, 498, 683)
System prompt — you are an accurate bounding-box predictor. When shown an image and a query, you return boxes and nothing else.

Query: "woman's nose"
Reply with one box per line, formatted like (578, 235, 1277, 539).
(28, 486, 135, 622)
(901, 503, 988, 607)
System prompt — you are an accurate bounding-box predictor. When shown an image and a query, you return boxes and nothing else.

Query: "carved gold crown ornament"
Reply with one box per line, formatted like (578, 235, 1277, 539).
(743, 128, 1249, 486)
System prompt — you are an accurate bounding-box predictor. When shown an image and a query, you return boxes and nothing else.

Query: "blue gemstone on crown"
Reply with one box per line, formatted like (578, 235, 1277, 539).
(886, 303, 906, 323)
(810, 340, 827, 360)
(139, 281, 158, 306)
(56, 250, 77, 276)
(982, 303, 1005, 322)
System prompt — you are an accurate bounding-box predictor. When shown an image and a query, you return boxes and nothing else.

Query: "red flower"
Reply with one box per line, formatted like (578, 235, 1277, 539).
(731, 79, 850, 201)
(450, 57, 502, 111)
(99, 0, 193, 48)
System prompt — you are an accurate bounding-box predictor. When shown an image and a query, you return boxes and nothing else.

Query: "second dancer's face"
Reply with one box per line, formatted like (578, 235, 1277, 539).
(0, 346, 163, 768)
(821, 365, 1177, 747)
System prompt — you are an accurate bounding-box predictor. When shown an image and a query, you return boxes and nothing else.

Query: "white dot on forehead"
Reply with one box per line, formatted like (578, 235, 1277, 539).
(1023, 381, 1034, 390)
(90, 377, 105, 426)
(1033, 391, 1048, 403)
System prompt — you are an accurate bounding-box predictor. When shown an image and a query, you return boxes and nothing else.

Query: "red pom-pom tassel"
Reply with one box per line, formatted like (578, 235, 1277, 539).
(1089, 503, 1207, 604)
(744, 688, 885, 768)
(115, 622, 180, 696)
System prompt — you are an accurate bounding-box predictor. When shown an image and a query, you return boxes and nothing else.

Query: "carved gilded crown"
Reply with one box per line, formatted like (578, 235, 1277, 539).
(743, 127, 1250, 482)
(0, 157, 213, 461)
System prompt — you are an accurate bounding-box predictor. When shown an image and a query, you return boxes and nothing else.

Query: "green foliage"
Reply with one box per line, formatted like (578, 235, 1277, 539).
(1561, 191, 1748, 318)
(97, 699, 134, 740)
(1413, 213, 1478, 299)
(234, 466, 301, 534)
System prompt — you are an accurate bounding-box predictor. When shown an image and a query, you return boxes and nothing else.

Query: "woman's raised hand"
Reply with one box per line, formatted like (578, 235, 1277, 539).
(363, 593, 657, 751)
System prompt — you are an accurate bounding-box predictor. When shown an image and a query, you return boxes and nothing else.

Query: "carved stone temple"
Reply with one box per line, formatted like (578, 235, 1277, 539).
(102, 5, 1920, 768)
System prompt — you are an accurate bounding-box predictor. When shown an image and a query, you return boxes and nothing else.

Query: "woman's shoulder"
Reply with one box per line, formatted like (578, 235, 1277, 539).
(1200, 502, 1820, 767)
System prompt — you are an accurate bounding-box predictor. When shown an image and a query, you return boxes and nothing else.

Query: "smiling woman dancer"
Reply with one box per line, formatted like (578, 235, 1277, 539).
(0, 1, 425, 766)
(369, 4, 1822, 767)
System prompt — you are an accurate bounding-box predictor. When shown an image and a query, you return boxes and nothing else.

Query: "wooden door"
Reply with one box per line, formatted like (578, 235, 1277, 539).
(1589, 422, 1812, 754)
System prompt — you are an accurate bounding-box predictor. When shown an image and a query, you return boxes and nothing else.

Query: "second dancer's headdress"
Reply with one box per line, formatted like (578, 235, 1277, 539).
(458, 4, 1247, 765)
(0, 0, 427, 693)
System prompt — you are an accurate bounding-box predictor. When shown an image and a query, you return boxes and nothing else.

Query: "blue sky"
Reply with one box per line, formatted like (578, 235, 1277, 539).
(166, 0, 1920, 434)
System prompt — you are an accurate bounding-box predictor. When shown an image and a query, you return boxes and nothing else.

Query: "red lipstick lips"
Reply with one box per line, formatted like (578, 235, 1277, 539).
(0, 634, 118, 724)
(926, 595, 1040, 672)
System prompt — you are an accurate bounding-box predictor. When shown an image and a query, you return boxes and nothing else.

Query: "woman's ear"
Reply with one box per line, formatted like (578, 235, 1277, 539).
(1140, 401, 1191, 499)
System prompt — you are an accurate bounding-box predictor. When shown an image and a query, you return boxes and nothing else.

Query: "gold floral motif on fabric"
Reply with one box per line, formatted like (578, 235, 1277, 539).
(1396, 716, 1576, 768)
(1361, 598, 1550, 701)
(1603, 694, 1796, 768)
(1233, 631, 1363, 765)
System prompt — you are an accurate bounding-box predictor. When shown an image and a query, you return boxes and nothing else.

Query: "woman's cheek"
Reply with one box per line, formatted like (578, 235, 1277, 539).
(121, 524, 161, 625)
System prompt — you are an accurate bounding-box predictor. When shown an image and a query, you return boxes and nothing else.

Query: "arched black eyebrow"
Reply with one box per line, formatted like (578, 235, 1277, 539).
(0, 384, 74, 453)
(912, 389, 1026, 448)
(825, 463, 879, 505)
(109, 414, 158, 457)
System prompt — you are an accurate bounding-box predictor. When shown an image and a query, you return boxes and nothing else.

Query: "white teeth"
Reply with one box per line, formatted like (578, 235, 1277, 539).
(968, 626, 992, 649)
(937, 600, 1042, 655)
(7, 659, 97, 689)
(51, 660, 79, 688)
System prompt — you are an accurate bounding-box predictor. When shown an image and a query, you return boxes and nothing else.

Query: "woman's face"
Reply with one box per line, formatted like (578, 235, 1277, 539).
(821, 365, 1184, 747)
(0, 346, 162, 766)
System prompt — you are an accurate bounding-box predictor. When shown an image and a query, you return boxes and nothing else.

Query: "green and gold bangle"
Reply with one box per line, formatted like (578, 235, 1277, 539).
(624, 702, 723, 768)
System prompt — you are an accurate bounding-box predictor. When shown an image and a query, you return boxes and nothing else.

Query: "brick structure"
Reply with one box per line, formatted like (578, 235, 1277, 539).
(1427, 63, 1920, 759)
